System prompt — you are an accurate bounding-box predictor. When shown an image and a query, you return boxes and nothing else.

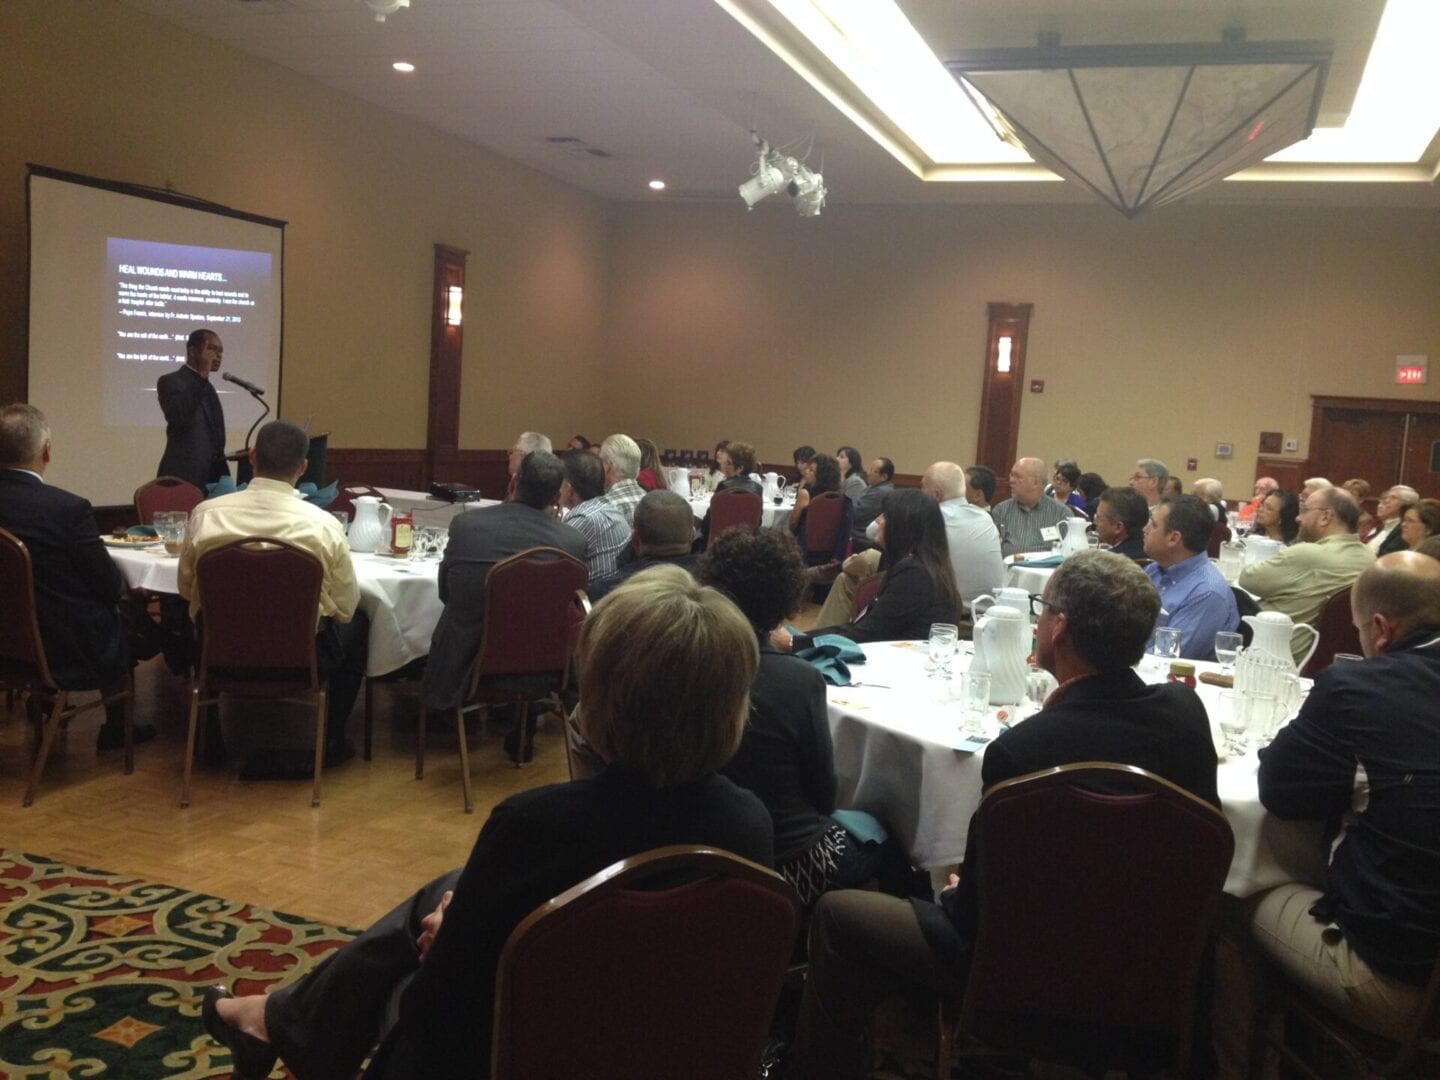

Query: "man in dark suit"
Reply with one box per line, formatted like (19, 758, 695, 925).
(0, 403, 155, 748)
(794, 550, 1219, 1079)
(421, 450, 587, 718)
(156, 328, 229, 488)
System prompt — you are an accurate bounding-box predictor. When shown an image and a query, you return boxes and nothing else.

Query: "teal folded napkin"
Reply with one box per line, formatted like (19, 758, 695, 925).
(1011, 553, 1065, 568)
(832, 808, 889, 846)
(791, 630, 865, 685)
(125, 525, 159, 538)
(203, 477, 339, 508)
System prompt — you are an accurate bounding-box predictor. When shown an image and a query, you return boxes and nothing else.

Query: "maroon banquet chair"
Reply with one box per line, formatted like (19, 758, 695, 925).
(1301, 588, 1364, 678)
(1, 528, 136, 806)
(133, 476, 204, 524)
(803, 490, 847, 562)
(853, 570, 885, 616)
(706, 488, 763, 549)
(1206, 520, 1232, 559)
(936, 763, 1233, 1079)
(491, 845, 801, 1080)
(184, 537, 327, 808)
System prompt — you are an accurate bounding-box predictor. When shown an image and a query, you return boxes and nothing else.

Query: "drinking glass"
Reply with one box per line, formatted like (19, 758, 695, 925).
(1243, 691, 1282, 748)
(1214, 631, 1243, 674)
(330, 509, 350, 532)
(153, 510, 187, 556)
(927, 623, 958, 678)
(1151, 626, 1182, 666)
(960, 671, 991, 737)
(1217, 690, 1249, 755)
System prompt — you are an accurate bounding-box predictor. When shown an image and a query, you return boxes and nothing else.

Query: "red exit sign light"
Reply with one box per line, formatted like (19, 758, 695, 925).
(1396, 356, 1428, 385)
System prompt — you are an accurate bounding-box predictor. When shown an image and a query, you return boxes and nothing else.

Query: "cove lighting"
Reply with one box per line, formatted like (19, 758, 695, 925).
(392, 61, 415, 73)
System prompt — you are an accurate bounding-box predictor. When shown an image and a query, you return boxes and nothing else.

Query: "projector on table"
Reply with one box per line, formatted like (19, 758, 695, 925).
(429, 482, 481, 503)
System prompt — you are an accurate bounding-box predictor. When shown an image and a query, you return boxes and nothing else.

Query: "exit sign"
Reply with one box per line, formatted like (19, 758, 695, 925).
(1396, 355, 1428, 385)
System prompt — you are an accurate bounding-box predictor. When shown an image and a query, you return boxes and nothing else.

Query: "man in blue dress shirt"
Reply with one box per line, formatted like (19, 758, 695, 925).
(1143, 494, 1238, 661)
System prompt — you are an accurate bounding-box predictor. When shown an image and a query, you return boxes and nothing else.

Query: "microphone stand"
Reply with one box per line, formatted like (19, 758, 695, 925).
(242, 389, 270, 459)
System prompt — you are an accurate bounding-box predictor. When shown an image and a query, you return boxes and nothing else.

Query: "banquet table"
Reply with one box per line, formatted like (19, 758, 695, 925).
(825, 640, 1326, 897)
(1004, 557, 1058, 595)
(108, 544, 443, 678)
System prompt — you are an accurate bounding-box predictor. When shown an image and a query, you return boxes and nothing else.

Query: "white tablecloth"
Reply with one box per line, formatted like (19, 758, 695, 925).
(688, 493, 790, 530)
(108, 546, 443, 677)
(1004, 558, 1058, 595)
(375, 488, 499, 528)
(825, 642, 1325, 895)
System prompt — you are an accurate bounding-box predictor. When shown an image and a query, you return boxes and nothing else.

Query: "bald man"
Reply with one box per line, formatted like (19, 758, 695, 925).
(991, 456, 1072, 556)
(1237, 476, 1279, 523)
(1252, 552, 1440, 1039)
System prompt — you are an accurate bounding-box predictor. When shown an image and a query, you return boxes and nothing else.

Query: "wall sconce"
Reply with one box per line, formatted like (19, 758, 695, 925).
(996, 335, 1013, 374)
(445, 285, 463, 327)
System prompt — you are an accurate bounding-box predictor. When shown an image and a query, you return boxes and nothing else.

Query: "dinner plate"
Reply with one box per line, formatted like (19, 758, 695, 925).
(103, 536, 162, 549)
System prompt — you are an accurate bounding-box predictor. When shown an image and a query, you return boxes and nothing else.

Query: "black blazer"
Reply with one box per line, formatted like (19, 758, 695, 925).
(799, 555, 958, 648)
(156, 364, 229, 488)
(420, 501, 589, 710)
(0, 469, 129, 688)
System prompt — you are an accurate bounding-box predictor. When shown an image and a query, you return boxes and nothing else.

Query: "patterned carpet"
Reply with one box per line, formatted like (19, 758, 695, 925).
(0, 850, 356, 1079)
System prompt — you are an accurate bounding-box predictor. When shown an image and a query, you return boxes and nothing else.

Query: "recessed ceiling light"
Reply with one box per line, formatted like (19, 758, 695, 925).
(648, 179, 667, 191)
(392, 61, 416, 73)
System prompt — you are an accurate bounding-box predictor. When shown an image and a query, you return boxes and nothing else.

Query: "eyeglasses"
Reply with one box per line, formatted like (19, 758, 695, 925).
(1029, 594, 1061, 618)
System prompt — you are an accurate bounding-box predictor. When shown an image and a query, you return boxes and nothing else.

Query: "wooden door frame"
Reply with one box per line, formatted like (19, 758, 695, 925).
(975, 302, 1033, 503)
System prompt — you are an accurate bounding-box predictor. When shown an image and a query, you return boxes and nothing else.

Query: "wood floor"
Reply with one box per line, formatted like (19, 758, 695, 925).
(0, 658, 570, 929)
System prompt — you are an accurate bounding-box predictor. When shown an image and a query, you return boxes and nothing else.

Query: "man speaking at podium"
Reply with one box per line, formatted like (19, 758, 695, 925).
(156, 328, 229, 489)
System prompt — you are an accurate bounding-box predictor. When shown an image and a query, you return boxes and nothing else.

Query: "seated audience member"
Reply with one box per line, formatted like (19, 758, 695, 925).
(792, 444, 817, 475)
(775, 488, 959, 652)
(706, 439, 731, 492)
(696, 440, 762, 549)
(1363, 485, 1418, 554)
(1045, 457, 1078, 499)
(1192, 477, 1225, 520)
(567, 434, 590, 452)
(1301, 477, 1333, 499)
(964, 464, 996, 511)
(559, 449, 629, 585)
(1051, 460, 1086, 514)
(0, 403, 155, 748)
(1252, 552, 1440, 1040)
(201, 568, 774, 1080)
(1143, 495, 1239, 660)
(993, 456, 1073, 556)
(1252, 488, 1300, 544)
(851, 456, 894, 546)
(1076, 471, 1107, 518)
(599, 433, 645, 524)
(794, 551, 1219, 1079)
(1238, 476, 1279, 523)
(505, 431, 551, 499)
(790, 452, 851, 566)
(699, 528, 914, 907)
(812, 462, 1002, 628)
(1342, 477, 1373, 535)
(1093, 487, 1149, 560)
(589, 490, 698, 602)
(1419, 535, 1440, 562)
(1163, 476, 1184, 498)
(180, 420, 365, 766)
(837, 446, 867, 504)
(1128, 458, 1170, 507)
(1238, 486, 1374, 662)
(1400, 498, 1440, 551)
(634, 437, 664, 491)
(422, 452, 587, 715)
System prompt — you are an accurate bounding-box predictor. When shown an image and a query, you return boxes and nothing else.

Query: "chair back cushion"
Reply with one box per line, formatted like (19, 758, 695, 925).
(195, 538, 323, 684)
(961, 763, 1233, 1072)
(1301, 588, 1363, 678)
(804, 491, 847, 555)
(1206, 520, 1232, 559)
(0, 528, 52, 686)
(493, 846, 799, 1080)
(474, 547, 589, 682)
(133, 476, 205, 524)
(707, 489, 763, 548)
(854, 571, 885, 615)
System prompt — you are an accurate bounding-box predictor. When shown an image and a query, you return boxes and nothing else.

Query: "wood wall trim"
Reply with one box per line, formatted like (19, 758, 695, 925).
(427, 243, 469, 486)
(1311, 394, 1440, 416)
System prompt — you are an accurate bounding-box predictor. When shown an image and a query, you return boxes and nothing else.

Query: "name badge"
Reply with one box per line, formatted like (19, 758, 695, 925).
(1040, 525, 1061, 542)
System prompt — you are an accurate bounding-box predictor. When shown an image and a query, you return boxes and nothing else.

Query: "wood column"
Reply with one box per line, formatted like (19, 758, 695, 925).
(427, 243, 468, 488)
(974, 302, 1033, 502)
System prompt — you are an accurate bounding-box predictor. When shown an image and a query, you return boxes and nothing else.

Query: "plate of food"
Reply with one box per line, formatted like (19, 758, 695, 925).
(103, 535, 163, 548)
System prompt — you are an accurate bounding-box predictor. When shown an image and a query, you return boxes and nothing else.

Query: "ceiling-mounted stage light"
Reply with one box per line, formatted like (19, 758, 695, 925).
(738, 133, 827, 216)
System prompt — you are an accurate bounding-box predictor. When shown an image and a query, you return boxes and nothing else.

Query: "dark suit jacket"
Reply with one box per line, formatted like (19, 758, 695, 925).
(156, 364, 229, 488)
(374, 766, 774, 1078)
(0, 469, 129, 688)
(914, 669, 1220, 970)
(421, 501, 589, 709)
(799, 555, 959, 648)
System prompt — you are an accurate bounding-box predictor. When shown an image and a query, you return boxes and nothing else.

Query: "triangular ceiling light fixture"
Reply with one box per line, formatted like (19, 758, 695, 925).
(946, 35, 1331, 217)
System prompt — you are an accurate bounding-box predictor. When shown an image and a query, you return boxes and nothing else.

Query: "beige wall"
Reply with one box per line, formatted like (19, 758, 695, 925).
(603, 200, 1440, 494)
(0, 0, 614, 450)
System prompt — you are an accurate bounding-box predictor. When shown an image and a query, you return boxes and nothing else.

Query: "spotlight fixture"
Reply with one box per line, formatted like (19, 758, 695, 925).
(392, 61, 415, 73)
(362, 0, 409, 23)
(648, 179, 667, 191)
(737, 133, 827, 217)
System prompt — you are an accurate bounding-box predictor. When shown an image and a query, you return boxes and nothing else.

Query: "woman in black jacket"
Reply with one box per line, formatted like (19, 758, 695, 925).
(775, 487, 960, 652)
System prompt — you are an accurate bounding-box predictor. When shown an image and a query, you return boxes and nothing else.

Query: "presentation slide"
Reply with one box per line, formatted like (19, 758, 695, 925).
(28, 168, 284, 506)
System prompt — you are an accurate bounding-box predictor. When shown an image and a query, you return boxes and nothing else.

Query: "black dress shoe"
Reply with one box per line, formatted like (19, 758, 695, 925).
(96, 723, 156, 751)
(201, 986, 278, 1080)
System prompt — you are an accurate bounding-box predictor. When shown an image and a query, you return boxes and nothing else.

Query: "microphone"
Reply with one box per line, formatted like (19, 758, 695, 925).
(221, 371, 265, 395)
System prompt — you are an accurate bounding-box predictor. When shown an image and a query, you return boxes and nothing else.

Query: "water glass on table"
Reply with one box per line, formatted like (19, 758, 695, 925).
(153, 510, 188, 556)
(1214, 631, 1243, 674)
(1149, 626, 1182, 670)
(960, 671, 991, 737)
(1217, 690, 1250, 756)
(926, 622, 958, 678)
